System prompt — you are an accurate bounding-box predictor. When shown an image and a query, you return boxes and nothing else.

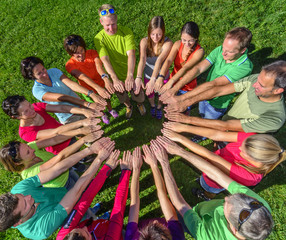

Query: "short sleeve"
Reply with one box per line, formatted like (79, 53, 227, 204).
(224, 61, 253, 83)
(11, 176, 42, 194)
(206, 46, 220, 65)
(94, 32, 109, 58)
(234, 75, 254, 93)
(125, 222, 140, 240)
(183, 209, 203, 239)
(32, 83, 47, 101)
(19, 126, 38, 142)
(167, 220, 185, 240)
(65, 59, 76, 74)
(124, 28, 136, 52)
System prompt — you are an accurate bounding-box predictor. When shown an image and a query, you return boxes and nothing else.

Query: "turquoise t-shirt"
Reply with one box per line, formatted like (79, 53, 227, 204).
(11, 176, 68, 239)
(21, 142, 69, 188)
(183, 181, 271, 240)
(205, 46, 253, 109)
(94, 25, 136, 81)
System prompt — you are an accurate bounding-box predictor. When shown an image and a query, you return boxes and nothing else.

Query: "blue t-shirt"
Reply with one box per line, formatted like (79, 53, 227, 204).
(11, 176, 68, 239)
(32, 68, 79, 123)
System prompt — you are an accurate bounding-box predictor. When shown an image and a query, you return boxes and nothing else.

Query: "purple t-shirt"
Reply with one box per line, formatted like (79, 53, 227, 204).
(125, 219, 185, 240)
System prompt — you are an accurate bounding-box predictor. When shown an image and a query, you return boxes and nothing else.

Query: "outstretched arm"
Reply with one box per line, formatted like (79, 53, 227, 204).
(128, 147, 143, 224)
(163, 121, 238, 142)
(144, 142, 178, 221)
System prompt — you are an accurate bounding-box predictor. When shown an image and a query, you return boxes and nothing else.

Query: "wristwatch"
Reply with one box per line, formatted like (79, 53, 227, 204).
(101, 73, 109, 79)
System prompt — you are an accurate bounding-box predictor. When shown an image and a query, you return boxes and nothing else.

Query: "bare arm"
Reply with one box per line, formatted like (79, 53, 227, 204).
(128, 147, 142, 223)
(157, 136, 234, 190)
(161, 129, 231, 176)
(164, 112, 244, 132)
(163, 121, 238, 142)
(125, 49, 136, 92)
(101, 55, 125, 93)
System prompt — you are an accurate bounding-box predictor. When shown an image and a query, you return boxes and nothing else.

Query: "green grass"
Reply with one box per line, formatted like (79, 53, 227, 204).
(0, 0, 286, 239)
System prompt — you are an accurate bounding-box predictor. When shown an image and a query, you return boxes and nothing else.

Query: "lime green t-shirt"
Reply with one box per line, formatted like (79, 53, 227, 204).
(183, 181, 271, 240)
(205, 46, 253, 109)
(222, 74, 286, 133)
(21, 141, 69, 188)
(94, 25, 136, 81)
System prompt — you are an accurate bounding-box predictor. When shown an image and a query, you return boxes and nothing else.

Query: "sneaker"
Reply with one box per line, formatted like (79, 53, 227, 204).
(192, 188, 211, 201)
(137, 104, 146, 116)
(91, 202, 102, 215)
(156, 107, 163, 120)
(101, 114, 110, 124)
(191, 135, 207, 143)
(126, 105, 133, 119)
(109, 109, 119, 118)
(98, 210, 111, 220)
(150, 105, 156, 117)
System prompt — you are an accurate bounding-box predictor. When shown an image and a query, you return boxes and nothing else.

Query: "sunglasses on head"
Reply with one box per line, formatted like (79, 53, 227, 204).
(67, 36, 80, 46)
(100, 8, 115, 17)
(9, 141, 17, 160)
(237, 200, 263, 231)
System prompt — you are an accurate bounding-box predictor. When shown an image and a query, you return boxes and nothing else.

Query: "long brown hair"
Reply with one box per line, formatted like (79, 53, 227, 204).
(147, 16, 165, 57)
(236, 134, 285, 175)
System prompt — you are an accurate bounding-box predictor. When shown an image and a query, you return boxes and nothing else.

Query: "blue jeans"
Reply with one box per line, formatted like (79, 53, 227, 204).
(199, 100, 227, 119)
(200, 175, 225, 194)
(177, 90, 191, 111)
(64, 169, 79, 190)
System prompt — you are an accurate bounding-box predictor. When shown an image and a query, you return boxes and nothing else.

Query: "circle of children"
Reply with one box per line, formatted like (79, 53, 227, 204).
(0, 3, 285, 240)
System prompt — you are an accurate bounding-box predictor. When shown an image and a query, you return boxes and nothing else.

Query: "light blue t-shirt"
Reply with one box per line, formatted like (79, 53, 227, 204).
(32, 68, 79, 123)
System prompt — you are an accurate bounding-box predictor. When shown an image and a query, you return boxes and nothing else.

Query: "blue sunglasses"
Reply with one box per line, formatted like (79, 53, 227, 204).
(100, 8, 115, 17)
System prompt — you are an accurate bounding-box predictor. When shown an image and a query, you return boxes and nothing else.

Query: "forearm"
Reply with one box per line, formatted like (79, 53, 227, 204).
(101, 57, 120, 82)
(178, 149, 232, 189)
(128, 169, 140, 223)
(35, 134, 71, 149)
(78, 74, 102, 92)
(136, 58, 146, 78)
(151, 164, 177, 221)
(160, 58, 173, 77)
(105, 169, 131, 240)
(127, 50, 136, 78)
(161, 162, 191, 216)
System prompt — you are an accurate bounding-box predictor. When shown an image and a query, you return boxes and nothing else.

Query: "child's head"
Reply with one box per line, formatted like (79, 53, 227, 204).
(139, 220, 172, 240)
(2, 95, 26, 118)
(147, 16, 165, 56)
(64, 35, 86, 62)
(180, 21, 200, 50)
(239, 134, 285, 175)
(20, 56, 44, 80)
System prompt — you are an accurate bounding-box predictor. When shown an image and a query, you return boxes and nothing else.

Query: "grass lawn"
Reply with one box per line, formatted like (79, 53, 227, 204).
(0, 0, 286, 239)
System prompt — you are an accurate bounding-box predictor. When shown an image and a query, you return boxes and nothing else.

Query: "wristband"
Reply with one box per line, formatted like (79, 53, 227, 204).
(158, 74, 165, 79)
(101, 73, 109, 79)
(87, 90, 94, 97)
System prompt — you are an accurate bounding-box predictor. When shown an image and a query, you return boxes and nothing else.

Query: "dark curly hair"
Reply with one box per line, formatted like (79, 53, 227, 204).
(2, 95, 26, 118)
(20, 56, 44, 80)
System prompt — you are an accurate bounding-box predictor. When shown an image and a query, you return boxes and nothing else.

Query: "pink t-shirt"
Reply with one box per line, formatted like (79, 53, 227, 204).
(19, 102, 71, 155)
(203, 132, 263, 189)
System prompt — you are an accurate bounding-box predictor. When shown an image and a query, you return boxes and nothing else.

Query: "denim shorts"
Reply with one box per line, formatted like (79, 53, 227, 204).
(200, 175, 225, 194)
(199, 100, 227, 119)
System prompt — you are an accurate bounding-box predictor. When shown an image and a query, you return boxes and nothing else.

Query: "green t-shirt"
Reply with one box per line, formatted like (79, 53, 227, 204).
(222, 74, 286, 133)
(205, 46, 253, 109)
(11, 176, 68, 239)
(183, 181, 271, 240)
(21, 142, 69, 188)
(94, 25, 136, 81)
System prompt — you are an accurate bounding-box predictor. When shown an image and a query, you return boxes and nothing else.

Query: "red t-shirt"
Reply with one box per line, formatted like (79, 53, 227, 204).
(171, 43, 201, 91)
(19, 102, 71, 155)
(203, 132, 263, 189)
(65, 49, 105, 91)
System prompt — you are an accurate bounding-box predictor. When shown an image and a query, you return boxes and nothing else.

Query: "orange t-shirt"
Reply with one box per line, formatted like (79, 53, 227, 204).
(65, 49, 105, 91)
(171, 43, 202, 92)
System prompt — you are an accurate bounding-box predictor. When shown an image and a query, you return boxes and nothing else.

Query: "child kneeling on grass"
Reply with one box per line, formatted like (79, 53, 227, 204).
(64, 34, 119, 124)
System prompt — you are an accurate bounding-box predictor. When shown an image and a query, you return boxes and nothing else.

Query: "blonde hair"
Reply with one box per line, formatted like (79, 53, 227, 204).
(0, 141, 24, 173)
(98, 4, 116, 17)
(147, 16, 165, 57)
(237, 134, 285, 175)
